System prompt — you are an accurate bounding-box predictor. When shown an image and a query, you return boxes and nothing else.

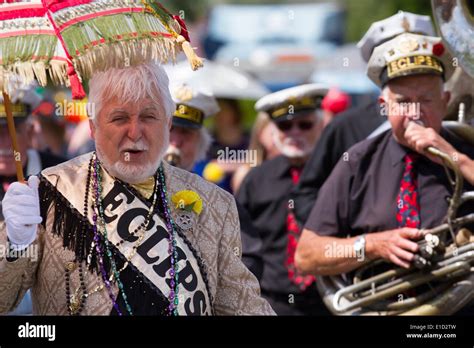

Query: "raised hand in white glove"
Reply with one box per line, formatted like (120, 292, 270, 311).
(2, 176, 42, 250)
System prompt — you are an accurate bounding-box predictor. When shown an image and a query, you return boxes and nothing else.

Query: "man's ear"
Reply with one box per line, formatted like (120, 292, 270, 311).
(168, 117, 172, 131)
(443, 91, 451, 105)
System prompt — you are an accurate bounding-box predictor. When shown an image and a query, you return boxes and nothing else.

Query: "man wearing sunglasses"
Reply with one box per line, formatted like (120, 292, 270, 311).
(236, 84, 329, 315)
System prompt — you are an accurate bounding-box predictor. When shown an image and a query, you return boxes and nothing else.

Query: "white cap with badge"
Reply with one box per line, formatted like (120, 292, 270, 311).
(255, 84, 328, 123)
(367, 32, 455, 87)
(170, 83, 220, 129)
(358, 11, 436, 63)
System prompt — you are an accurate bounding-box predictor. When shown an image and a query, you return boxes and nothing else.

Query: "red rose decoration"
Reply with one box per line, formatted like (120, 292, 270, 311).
(432, 42, 445, 56)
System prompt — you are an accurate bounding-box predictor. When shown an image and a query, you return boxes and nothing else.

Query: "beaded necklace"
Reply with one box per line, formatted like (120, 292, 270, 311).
(65, 152, 180, 315)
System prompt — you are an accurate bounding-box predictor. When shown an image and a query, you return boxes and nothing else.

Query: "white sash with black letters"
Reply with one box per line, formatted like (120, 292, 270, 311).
(96, 168, 212, 315)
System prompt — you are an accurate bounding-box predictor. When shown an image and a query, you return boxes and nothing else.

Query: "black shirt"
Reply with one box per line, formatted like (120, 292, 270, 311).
(305, 129, 474, 237)
(236, 155, 304, 294)
(236, 202, 264, 281)
(291, 100, 384, 226)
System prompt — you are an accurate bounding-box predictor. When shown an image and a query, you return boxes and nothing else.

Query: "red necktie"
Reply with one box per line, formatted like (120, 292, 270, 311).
(396, 154, 420, 228)
(286, 167, 316, 291)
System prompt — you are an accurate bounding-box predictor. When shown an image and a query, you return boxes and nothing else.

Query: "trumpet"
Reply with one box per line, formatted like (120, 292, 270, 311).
(317, 146, 474, 315)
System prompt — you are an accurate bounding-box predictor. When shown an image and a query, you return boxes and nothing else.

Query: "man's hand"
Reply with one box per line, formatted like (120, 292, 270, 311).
(404, 121, 457, 165)
(2, 176, 42, 250)
(366, 228, 422, 268)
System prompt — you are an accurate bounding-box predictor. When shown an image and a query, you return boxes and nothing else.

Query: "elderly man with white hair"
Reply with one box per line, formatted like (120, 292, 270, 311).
(0, 63, 274, 316)
(236, 84, 329, 315)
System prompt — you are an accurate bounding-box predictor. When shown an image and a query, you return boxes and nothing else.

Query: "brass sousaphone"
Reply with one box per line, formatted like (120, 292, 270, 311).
(317, 147, 474, 315)
(435, 0, 474, 141)
(317, 0, 474, 315)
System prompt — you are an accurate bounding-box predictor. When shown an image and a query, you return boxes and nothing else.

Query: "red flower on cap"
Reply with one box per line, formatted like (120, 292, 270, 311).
(432, 42, 445, 56)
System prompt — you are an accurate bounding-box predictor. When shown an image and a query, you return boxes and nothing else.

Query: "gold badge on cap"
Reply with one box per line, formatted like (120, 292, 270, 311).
(174, 85, 194, 102)
(287, 96, 298, 107)
(399, 38, 420, 54)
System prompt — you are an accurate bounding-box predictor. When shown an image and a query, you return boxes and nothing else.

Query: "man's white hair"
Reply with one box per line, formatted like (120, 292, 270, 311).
(88, 63, 175, 123)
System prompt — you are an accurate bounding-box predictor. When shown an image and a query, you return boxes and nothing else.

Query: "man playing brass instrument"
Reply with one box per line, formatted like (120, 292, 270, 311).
(295, 33, 474, 295)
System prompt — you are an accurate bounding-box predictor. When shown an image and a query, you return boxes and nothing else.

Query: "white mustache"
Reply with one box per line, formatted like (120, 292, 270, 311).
(0, 149, 13, 156)
(120, 141, 148, 152)
(283, 137, 303, 146)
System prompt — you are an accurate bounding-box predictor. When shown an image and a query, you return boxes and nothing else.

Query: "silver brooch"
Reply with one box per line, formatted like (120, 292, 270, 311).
(175, 211, 194, 231)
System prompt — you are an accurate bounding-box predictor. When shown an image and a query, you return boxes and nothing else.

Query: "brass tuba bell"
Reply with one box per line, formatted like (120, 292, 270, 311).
(433, 0, 474, 123)
(432, 0, 474, 78)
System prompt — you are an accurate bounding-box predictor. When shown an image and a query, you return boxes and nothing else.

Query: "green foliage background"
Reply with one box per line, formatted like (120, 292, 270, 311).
(343, 0, 433, 42)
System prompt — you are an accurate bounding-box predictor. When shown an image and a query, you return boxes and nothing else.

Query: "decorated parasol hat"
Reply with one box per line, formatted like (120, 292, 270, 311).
(0, 0, 203, 182)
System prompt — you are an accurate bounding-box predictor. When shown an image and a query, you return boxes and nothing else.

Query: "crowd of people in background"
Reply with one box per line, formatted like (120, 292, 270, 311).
(1, 8, 474, 316)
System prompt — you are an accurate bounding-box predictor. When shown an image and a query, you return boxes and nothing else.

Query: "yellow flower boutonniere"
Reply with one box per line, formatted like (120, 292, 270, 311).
(171, 190, 203, 216)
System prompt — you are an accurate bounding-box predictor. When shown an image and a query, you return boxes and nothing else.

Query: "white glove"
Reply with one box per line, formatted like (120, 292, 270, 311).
(2, 176, 42, 250)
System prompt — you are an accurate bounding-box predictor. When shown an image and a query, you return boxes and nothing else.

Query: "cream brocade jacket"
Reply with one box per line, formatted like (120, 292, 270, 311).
(0, 154, 275, 315)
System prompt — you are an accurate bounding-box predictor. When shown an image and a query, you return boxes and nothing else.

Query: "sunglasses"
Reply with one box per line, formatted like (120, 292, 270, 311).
(276, 120, 315, 132)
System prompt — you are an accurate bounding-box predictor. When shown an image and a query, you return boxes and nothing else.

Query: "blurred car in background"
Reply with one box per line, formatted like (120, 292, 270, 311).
(202, 3, 345, 91)
(310, 44, 379, 107)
